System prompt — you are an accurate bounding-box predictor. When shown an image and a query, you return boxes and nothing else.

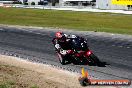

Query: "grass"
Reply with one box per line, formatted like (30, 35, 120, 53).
(0, 81, 15, 88)
(0, 83, 10, 88)
(0, 7, 132, 35)
(31, 85, 39, 88)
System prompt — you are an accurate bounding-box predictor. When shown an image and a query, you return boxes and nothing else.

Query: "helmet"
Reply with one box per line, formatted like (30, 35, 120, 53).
(55, 32, 64, 39)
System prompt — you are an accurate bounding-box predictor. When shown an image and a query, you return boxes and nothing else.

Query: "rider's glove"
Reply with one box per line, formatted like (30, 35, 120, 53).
(55, 44, 60, 49)
(60, 50, 67, 55)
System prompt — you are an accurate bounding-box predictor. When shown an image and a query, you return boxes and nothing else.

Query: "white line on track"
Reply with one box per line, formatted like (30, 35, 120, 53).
(36, 33, 41, 35)
(118, 46, 123, 48)
(127, 47, 130, 48)
(0, 28, 3, 31)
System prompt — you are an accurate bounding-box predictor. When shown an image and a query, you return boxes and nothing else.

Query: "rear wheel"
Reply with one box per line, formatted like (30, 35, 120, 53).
(89, 54, 100, 65)
(57, 53, 66, 65)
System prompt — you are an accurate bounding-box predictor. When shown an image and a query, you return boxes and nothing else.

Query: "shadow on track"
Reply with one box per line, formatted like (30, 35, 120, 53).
(64, 59, 110, 67)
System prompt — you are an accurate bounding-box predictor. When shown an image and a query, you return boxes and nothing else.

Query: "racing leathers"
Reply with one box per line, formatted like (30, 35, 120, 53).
(53, 34, 77, 56)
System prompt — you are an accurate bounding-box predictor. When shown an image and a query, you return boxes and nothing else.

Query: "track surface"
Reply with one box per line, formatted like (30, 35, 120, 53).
(0, 26, 132, 81)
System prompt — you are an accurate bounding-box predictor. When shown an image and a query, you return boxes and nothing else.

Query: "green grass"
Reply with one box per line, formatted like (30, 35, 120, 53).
(0, 81, 15, 88)
(31, 85, 39, 88)
(0, 84, 9, 88)
(0, 7, 132, 35)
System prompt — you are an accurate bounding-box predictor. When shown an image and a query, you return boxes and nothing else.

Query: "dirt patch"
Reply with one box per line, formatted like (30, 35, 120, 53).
(0, 55, 81, 88)
(0, 55, 116, 88)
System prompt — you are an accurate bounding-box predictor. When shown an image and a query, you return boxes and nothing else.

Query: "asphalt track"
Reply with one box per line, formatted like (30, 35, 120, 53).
(0, 26, 132, 82)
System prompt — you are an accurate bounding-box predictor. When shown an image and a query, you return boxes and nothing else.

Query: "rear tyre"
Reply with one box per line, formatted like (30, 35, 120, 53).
(57, 53, 66, 65)
(89, 54, 100, 65)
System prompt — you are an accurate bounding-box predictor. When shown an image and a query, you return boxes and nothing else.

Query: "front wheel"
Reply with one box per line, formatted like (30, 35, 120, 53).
(57, 53, 66, 65)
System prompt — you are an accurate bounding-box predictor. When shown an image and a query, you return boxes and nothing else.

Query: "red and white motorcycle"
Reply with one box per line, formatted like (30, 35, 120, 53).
(53, 37, 100, 65)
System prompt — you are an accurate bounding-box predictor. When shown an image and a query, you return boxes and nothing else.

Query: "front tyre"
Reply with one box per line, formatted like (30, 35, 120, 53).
(57, 53, 66, 65)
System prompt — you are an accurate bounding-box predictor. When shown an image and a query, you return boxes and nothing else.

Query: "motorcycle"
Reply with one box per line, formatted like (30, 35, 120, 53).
(53, 37, 100, 65)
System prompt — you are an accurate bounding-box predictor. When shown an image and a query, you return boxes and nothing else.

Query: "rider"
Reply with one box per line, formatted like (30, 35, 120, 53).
(53, 31, 87, 56)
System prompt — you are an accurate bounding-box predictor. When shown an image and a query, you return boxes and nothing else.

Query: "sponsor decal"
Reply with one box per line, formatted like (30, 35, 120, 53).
(112, 0, 132, 5)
